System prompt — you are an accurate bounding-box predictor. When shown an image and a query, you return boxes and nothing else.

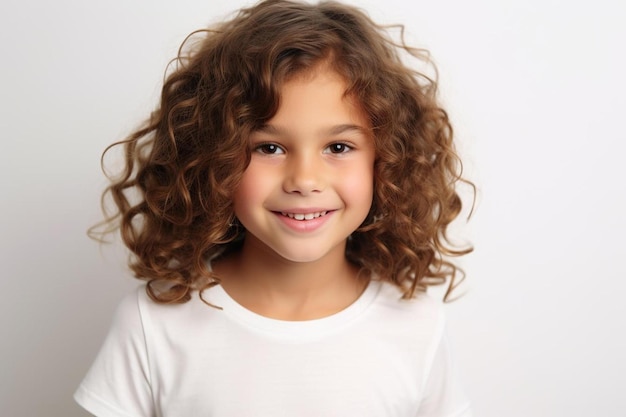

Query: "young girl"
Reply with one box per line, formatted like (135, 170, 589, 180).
(75, 1, 473, 416)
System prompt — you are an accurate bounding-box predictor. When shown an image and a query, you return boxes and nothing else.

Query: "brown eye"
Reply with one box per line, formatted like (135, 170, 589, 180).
(326, 143, 352, 154)
(255, 143, 284, 154)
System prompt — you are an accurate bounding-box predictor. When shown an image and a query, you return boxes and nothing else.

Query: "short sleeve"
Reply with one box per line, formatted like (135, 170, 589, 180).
(74, 288, 154, 417)
(416, 325, 472, 417)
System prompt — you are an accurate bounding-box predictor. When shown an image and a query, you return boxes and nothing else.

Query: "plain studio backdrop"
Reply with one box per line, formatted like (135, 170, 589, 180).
(1, 0, 625, 416)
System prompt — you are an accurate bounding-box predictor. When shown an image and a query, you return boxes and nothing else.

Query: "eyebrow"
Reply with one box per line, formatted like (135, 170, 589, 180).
(255, 123, 368, 137)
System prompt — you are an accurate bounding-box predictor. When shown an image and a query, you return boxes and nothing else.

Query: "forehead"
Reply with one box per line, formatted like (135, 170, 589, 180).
(269, 64, 369, 130)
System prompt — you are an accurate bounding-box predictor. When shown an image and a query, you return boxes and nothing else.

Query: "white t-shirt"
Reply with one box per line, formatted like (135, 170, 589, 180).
(75, 280, 472, 417)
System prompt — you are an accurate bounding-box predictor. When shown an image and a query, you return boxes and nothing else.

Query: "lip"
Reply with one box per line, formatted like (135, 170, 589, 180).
(272, 209, 335, 233)
(277, 207, 331, 214)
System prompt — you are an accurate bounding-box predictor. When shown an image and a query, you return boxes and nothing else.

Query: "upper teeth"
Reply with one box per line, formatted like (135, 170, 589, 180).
(281, 211, 328, 220)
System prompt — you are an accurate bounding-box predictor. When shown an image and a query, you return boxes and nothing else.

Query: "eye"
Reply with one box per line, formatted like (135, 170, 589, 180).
(325, 143, 352, 154)
(255, 143, 284, 155)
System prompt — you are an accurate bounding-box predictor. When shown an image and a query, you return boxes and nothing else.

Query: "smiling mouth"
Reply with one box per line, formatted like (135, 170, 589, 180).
(279, 211, 329, 221)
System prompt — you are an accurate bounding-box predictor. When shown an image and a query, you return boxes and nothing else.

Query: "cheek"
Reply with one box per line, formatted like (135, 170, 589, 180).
(232, 163, 273, 213)
(338, 161, 375, 209)
(233, 173, 257, 214)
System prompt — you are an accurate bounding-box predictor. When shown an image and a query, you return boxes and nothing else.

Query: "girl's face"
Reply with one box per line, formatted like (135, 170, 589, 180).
(233, 66, 375, 264)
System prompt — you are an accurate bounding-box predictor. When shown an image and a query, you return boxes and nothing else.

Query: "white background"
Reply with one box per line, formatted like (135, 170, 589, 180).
(1, 0, 625, 416)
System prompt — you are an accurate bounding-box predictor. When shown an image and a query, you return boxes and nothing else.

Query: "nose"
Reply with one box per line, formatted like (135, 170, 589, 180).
(283, 153, 324, 195)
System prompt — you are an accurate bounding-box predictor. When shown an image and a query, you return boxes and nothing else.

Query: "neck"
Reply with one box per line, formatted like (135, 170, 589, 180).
(213, 237, 368, 320)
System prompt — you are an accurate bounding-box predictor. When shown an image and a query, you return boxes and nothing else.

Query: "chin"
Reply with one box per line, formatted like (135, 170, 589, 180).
(274, 250, 331, 264)
(267, 242, 345, 265)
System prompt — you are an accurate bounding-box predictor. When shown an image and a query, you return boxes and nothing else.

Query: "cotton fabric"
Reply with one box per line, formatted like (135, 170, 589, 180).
(75, 281, 471, 417)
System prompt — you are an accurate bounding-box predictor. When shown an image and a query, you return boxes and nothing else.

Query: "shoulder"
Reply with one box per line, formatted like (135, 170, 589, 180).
(109, 284, 219, 337)
(105, 285, 144, 336)
(366, 281, 447, 349)
(372, 281, 446, 327)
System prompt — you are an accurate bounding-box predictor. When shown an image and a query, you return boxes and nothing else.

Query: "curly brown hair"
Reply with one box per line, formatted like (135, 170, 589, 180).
(95, 0, 473, 304)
